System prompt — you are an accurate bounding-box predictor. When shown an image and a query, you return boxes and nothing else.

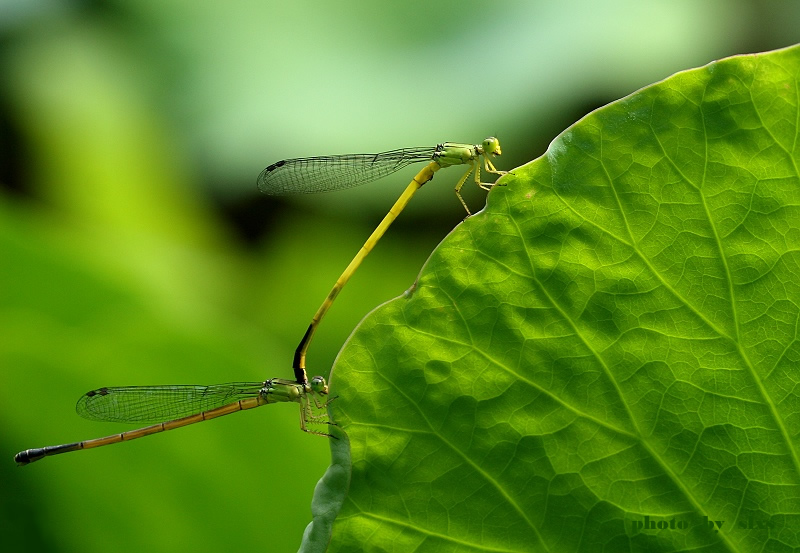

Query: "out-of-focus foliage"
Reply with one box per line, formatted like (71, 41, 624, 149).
(1, 1, 797, 552)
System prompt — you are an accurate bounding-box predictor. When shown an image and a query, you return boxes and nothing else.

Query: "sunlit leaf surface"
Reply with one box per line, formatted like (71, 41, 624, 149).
(310, 45, 800, 553)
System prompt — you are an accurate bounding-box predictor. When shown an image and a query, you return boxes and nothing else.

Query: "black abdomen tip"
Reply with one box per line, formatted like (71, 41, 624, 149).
(15, 450, 34, 466)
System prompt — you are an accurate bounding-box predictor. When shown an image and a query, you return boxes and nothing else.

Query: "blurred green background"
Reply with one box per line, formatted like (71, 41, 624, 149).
(0, 1, 796, 552)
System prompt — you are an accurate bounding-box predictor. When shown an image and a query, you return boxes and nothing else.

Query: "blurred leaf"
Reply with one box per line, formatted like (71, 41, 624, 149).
(0, 195, 330, 553)
(0, 23, 330, 552)
(314, 45, 800, 552)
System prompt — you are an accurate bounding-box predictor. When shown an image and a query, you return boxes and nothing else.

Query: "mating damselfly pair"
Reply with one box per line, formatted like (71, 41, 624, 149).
(14, 137, 506, 465)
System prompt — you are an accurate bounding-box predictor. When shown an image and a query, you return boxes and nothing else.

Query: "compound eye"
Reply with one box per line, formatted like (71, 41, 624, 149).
(310, 376, 329, 394)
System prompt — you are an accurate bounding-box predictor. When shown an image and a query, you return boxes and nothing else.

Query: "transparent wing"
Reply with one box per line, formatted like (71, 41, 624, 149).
(76, 382, 266, 424)
(257, 146, 435, 195)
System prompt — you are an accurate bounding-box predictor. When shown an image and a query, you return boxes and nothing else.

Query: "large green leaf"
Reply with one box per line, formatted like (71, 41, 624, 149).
(309, 45, 800, 552)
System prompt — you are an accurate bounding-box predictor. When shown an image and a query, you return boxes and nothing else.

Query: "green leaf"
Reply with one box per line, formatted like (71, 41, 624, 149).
(308, 45, 800, 552)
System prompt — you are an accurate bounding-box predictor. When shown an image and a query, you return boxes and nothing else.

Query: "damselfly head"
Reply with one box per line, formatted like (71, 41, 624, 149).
(310, 376, 329, 395)
(482, 136, 502, 157)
